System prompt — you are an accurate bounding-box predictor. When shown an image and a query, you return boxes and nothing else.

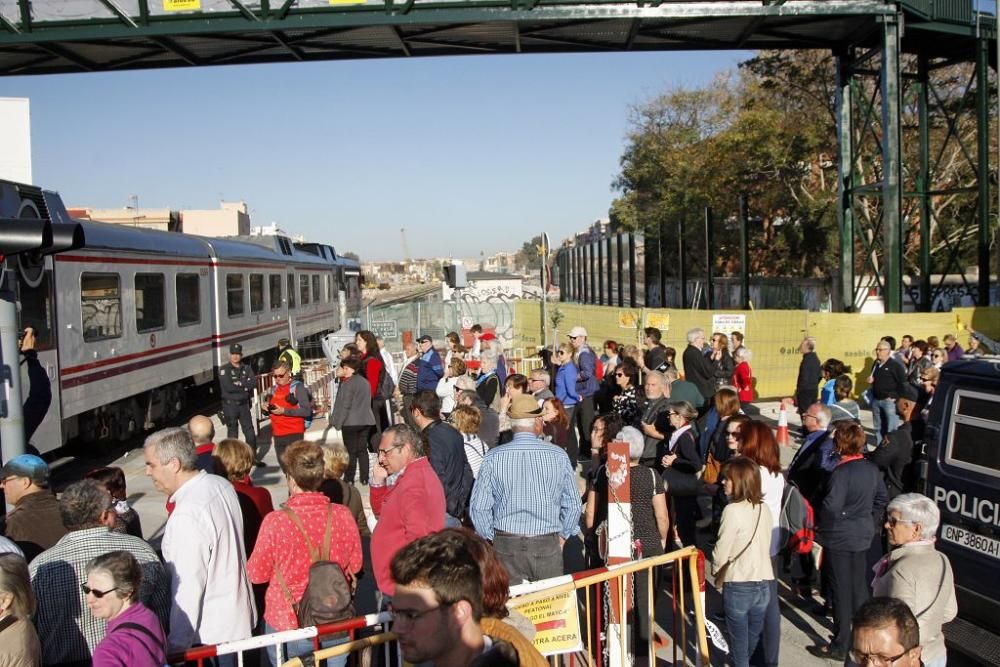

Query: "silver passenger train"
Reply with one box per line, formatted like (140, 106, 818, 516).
(2, 180, 361, 454)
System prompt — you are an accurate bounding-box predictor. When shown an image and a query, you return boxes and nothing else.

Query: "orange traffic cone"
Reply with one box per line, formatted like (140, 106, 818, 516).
(776, 400, 791, 448)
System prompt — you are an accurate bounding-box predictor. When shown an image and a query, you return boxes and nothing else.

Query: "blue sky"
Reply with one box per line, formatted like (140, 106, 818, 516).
(5, 51, 749, 261)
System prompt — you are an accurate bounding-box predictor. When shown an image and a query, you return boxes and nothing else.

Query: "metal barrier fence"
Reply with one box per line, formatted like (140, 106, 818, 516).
(169, 612, 398, 667)
(276, 547, 710, 667)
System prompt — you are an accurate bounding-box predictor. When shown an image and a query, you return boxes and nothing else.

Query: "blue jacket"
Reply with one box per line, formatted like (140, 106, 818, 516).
(574, 346, 600, 398)
(416, 349, 444, 392)
(555, 362, 579, 407)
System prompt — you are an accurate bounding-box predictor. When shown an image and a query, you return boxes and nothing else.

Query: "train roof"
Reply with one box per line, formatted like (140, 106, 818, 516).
(72, 218, 212, 256)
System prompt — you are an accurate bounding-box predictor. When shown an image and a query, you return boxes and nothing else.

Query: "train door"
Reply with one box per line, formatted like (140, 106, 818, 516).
(15, 260, 62, 453)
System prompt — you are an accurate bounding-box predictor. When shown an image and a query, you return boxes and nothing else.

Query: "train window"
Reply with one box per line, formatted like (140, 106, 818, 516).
(17, 270, 54, 350)
(81, 273, 122, 341)
(135, 273, 166, 333)
(176, 274, 201, 326)
(287, 273, 296, 309)
(249, 274, 265, 313)
(312, 274, 321, 303)
(326, 275, 333, 302)
(227, 273, 245, 318)
(946, 389, 1000, 477)
(269, 274, 282, 310)
(300, 274, 310, 305)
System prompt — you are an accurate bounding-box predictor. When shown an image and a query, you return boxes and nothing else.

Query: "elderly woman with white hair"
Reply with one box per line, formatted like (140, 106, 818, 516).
(585, 425, 668, 658)
(872, 493, 957, 667)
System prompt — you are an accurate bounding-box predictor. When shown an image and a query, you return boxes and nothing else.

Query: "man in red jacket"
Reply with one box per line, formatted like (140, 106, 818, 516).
(369, 424, 446, 602)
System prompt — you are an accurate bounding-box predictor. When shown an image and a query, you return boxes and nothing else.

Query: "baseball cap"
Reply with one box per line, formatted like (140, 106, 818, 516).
(1, 454, 50, 486)
(480, 332, 497, 342)
(568, 326, 588, 339)
(417, 335, 432, 343)
(509, 394, 543, 419)
(230, 343, 243, 354)
(278, 337, 290, 346)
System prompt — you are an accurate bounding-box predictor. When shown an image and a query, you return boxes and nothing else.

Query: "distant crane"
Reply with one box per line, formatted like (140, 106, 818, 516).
(400, 227, 411, 263)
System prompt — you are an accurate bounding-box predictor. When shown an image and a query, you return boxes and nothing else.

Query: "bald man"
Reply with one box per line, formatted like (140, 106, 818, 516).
(187, 415, 218, 474)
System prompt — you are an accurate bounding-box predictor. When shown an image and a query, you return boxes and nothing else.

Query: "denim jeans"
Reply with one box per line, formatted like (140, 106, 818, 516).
(871, 397, 899, 441)
(723, 580, 770, 667)
(264, 623, 348, 667)
(750, 557, 780, 667)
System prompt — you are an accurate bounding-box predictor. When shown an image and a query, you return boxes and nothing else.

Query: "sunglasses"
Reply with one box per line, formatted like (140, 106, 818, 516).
(81, 584, 119, 598)
(615, 372, 626, 378)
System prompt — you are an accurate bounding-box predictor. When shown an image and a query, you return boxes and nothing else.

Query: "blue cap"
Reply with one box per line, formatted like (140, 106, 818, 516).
(1, 454, 50, 485)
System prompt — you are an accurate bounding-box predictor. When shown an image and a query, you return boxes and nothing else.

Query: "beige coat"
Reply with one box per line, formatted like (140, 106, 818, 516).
(0, 616, 42, 667)
(711, 500, 775, 584)
(872, 542, 957, 665)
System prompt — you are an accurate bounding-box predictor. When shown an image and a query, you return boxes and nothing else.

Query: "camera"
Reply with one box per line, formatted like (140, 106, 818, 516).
(267, 402, 277, 412)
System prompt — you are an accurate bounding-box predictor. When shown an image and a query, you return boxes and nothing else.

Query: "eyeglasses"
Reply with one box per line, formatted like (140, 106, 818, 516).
(847, 648, 911, 666)
(615, 372, 626, 378)
(377, 444, 403, 458)
(389, 603, 450, 624)
(273, 372, 289, 380)
(802, 413, 818, 421)
(726, 431, 741, 439)
(81, 584, 119, 599)
(885, 516, 914, 528)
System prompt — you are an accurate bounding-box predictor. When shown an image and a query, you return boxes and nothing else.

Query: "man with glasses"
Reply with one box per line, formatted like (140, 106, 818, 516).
(0, 454, 66, 562)
(28, 479, 169, 665)
(849, 597, 923, 667)
(263, 360, 313, 466)
(869, 340, 907, 441)
(528, 369, 553, 404)
(389, 530, 545, 667)
(370, 424, 445, 600)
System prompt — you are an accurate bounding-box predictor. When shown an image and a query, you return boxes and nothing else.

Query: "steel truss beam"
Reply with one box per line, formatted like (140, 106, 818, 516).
(836, 18, 995, 313)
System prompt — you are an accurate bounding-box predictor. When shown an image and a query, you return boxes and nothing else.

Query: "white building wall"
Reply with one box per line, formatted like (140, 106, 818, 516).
(0, 98, 32, 184)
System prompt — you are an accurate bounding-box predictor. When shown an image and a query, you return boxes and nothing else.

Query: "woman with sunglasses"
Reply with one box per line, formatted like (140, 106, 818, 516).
(930, 348, 947, 369)
(611, 358, 643, 429)
(553, 343, 581, 467)
(660, 401, 703, 547)
(85, 550, 166, 667)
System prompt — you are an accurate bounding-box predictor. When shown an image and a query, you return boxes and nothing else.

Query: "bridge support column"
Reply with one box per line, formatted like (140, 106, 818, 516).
(881, 14, 904, 313)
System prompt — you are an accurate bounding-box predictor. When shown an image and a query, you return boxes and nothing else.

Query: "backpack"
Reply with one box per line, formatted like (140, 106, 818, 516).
(288, 380, 315, 429)
(779, 481, 815, 555)
(275, 506, 356, 627)
(375, 363, 395, 402)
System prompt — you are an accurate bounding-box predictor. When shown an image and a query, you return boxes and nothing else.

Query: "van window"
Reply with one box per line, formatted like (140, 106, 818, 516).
(176, 274, 201, 326)
(227, 273, 245, 318)
(82, 273, 122, 341)
(135, 273, 166, 332)
(269, 274, 282, 310)
(249, 273, 265, 313)
(946, 389, 1000, 477)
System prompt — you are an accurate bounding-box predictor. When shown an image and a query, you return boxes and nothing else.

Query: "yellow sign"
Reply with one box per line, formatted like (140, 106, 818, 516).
(330, 0, 368, 5)
(510, 591, 584, 656)
(163, 0, 201, 10)
(618, 310, 639, 329)
(645, 312, 670, 331)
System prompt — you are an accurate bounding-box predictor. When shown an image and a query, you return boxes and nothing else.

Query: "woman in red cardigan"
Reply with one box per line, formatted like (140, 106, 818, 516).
(732, 347, 754, 407)
(355, 330, 387, 436)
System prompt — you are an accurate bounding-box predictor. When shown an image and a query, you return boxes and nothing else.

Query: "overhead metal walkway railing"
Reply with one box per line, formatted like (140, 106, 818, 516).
(0, 1, 903, 76)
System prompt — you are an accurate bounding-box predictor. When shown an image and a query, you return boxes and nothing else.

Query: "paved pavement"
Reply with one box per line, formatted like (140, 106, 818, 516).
(62, 401, 871, 665)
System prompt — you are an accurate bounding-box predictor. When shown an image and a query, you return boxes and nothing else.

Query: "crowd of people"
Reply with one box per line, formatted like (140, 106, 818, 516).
(0, 321, 978, 667)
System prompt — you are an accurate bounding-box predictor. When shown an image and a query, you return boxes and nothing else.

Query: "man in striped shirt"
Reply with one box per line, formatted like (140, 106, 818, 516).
(469, 395, 581, 584)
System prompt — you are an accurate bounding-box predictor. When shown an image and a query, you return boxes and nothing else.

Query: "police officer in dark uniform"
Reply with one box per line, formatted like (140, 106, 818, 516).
(219, 343, 261, 464)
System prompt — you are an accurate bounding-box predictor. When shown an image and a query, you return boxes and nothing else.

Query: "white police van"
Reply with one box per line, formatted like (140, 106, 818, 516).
(923, 357, 1000, 664)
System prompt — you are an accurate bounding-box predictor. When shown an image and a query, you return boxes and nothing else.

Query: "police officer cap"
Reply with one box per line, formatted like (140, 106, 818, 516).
(230, 343, 243, 355)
